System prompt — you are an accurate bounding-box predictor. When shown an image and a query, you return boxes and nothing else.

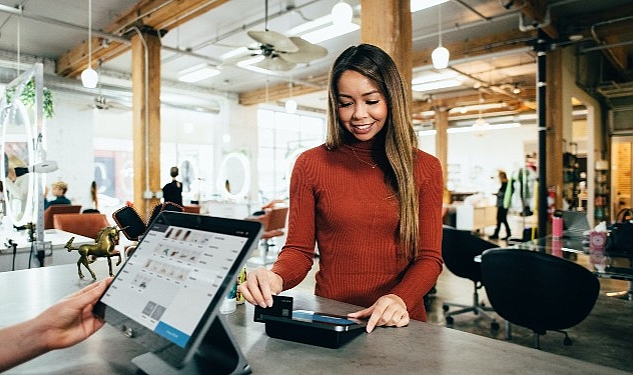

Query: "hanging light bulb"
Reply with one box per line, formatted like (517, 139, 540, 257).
(285, 99, 297, 114)
(81, 68, 98, 89)
(81, 0, 99, 88)
(286, 80, 297, 114)
(474, 91, 488, 128)
(331, 1, 353, 26)
(432, 4, 450, 69)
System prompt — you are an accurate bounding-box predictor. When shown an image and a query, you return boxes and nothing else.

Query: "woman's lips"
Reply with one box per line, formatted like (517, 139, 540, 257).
(352, 123, 373, 133)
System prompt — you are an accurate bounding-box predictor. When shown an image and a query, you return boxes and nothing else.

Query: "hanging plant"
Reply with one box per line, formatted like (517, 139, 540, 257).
(5, 78, 54, 119)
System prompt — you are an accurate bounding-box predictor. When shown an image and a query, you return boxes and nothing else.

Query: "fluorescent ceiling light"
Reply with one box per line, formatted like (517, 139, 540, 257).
(236, 56, 281, 75)
(178, 64, 220, 83)
(300, 22, 359, 44)
(412, 70, 458, 84)
(221, 46, 249, 60)
(449, 103, 507, 113)
(411, 0, 449, 12)
(447, 122, 520, 134)
(412, 79, 462, 92)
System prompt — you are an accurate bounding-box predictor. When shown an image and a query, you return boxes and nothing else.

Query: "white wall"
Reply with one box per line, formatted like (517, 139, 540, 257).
(419, 124, 538, 195)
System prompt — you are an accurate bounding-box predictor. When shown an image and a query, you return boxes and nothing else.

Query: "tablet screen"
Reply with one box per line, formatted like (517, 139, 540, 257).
(94, 212, 262, 368)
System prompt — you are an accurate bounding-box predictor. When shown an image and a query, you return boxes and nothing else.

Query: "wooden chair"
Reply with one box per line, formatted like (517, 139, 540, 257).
(246, 206, 289, 265)
(43, 204, 82, 229)
(53, 213, 110, 240)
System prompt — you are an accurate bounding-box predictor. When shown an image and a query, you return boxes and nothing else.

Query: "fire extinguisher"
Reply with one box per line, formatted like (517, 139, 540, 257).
(547, 186, 557, 221)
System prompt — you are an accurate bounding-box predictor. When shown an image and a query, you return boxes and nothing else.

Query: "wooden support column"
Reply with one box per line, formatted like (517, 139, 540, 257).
(360, 0, 413, 89)
(435, 107, 449, 200)
(545, 48, 564, 211)
(434, 108, 449, 176)
(131, 29, 162, 220)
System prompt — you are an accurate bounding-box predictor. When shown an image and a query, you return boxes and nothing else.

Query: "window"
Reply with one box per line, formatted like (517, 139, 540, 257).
(257, 107, 325, 203)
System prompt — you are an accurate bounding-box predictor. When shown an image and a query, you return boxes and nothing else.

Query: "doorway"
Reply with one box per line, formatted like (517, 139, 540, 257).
(611, 137, 632, 221)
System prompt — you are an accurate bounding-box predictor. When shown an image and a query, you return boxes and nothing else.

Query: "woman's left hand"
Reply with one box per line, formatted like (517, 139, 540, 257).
(347, 294, 409, 333)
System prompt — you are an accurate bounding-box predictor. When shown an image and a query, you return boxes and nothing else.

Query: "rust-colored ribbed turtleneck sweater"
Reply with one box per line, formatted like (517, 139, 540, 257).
(271, 141, 444, 321)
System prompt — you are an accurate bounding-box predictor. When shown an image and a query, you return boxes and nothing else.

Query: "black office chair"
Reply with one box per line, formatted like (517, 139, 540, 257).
(481, 248, 600, 349)
(441, 226, 500, 330)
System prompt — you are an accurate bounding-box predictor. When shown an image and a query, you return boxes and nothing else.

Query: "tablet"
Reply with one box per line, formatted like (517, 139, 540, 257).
(93, 211, 263, 370)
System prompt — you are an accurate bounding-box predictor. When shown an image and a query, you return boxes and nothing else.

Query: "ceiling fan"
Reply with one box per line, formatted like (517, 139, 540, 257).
(83, 96, 131, 112)
(241, 0, 327, 71)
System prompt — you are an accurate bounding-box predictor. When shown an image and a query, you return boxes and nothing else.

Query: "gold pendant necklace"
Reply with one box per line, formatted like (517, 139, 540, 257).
(351, 147, 377, 169)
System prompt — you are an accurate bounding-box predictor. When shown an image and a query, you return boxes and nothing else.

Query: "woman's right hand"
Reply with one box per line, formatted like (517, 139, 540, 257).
(238, 267, 283, 308)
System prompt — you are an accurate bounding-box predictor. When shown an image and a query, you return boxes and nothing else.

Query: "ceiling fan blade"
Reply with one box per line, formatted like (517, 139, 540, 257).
(247, 30, 299, 53)
(278, 37, 328, 64)
(253, 57, 296, 71)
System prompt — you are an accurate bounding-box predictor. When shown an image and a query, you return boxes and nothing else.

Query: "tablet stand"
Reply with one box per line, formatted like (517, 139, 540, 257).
(132, 315, 251, 375)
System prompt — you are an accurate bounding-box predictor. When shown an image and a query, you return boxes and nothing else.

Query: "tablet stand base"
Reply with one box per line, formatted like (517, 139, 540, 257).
(132, 315, 251, 375)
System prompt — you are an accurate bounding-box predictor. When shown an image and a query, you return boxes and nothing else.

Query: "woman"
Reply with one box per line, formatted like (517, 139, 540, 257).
(490, 170, 511, 240)
(239, 44, 444, 333)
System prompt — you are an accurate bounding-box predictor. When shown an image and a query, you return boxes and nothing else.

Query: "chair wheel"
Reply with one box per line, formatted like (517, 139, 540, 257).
(442, 304, 449, 312)
(491, 321, 500, 330)
(446, 316, 454, 325)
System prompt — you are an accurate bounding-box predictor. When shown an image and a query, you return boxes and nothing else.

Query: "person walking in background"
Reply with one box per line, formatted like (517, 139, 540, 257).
(239, 44, 444, 333)
(490, 170, 512, 240)
(162, 166, 183, 206)
(44, 181, 71, 209)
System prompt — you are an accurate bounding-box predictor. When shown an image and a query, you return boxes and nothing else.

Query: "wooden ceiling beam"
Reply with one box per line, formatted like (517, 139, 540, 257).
(57, 0, 230, 77)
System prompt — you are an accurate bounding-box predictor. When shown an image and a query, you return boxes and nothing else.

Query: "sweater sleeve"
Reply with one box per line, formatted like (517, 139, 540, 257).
(270, 151, 318, 290)
(390, 152, 444, 314)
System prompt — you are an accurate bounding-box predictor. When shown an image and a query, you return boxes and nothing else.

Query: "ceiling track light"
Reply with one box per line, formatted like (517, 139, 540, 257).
(431, 3, 450, 70)
(81, 0, 98, 89)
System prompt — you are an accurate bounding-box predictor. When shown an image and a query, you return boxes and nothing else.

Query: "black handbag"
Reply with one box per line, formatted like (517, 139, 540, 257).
(606, 208, 633, 255)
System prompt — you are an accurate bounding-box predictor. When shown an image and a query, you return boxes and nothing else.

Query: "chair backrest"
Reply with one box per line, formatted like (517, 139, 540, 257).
(481, 248, 600, 332)
(183, 205, 201, 214)
(53, 213, 109, 240)
(442, 225, 498, 282)
(43, 204, 82, 229)
(264, 206, 289, 232)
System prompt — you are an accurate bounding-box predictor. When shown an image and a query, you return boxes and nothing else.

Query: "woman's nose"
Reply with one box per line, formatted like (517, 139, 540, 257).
(352, 103, 367, 119)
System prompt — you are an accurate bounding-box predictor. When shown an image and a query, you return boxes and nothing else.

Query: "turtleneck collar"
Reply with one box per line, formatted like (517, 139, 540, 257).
(342, 129, 385, 151)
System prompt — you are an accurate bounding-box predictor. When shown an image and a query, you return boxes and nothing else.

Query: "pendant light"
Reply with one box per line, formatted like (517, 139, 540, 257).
(81, 0, 99, 88)
(331, 1, 353, 26)
(285, 81, 297, 114)
(474, 90, 488, 128)
(431, 3, 450, 70)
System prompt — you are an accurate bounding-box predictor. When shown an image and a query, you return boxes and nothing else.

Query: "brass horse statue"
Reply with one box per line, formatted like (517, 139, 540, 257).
(64, 226, 123, 279)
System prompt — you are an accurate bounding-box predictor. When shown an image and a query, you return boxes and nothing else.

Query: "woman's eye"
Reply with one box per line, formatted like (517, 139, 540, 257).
(338, 102, 352, 108)
(366, 100, 380, 105)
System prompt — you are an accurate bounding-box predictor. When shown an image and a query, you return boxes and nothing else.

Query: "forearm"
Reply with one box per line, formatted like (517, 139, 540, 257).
(0, 318, 49, 372)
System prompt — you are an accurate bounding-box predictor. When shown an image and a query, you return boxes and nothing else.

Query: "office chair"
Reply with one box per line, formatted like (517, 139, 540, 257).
(481, 248, 600, 349)
(441, 225, 500, 329)
(247, 206, 289, 265)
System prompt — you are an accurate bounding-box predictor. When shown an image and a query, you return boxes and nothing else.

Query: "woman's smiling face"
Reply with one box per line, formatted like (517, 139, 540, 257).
(336, 70, 388, 142)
